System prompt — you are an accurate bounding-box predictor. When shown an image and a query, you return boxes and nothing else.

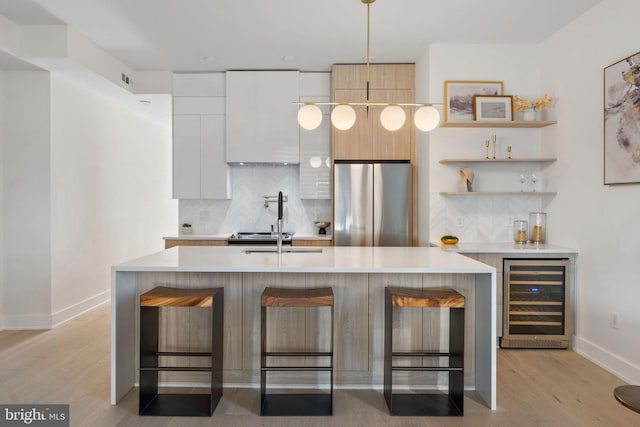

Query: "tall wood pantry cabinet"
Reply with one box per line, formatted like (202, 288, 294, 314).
(331, 64, 415, 161)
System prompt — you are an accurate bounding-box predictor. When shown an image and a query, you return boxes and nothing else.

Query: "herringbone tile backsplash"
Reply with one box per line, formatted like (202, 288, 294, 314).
(179, 165, 331, 236)
(430, 193, 543, 243)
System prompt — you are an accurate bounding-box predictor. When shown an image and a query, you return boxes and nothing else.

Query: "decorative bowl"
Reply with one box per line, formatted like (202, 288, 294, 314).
(314, 221, 331, 229)
(441, 235, 459, 245)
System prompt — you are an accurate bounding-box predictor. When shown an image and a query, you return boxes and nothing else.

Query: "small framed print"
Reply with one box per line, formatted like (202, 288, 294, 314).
(473, 95, 513, 122)
(444, 80, 503, 122)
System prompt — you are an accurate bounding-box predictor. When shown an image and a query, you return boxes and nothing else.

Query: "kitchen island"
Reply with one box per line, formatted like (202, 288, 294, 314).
(111, 246, 496, 409)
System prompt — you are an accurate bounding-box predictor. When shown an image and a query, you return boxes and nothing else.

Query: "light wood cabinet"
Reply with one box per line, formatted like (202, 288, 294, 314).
(332, 64, 415, 161)
(165, 239, 227, 249)
(292, 239, 332, 247)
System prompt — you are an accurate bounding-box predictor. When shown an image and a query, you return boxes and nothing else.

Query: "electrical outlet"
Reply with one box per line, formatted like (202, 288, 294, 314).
(456, 216, 464, 227)
(611, 311, 620, 329)
(507, 216, 514, 227)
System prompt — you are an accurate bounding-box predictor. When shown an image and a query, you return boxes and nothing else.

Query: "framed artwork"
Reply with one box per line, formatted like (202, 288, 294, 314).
(444, 80, 503, 122)
(604, 50, 640, 185)
(474, 95, 513, 122)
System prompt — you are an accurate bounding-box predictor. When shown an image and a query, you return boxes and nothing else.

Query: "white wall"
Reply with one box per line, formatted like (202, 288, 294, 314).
(541, 0, 640, 383)
(0, 72, 4, 328)
(427, 44, 550, 242)
(49, 74, 176, 322)
(422, 1, 640, 383)
(415, 47, 431, 246)
(0, 70, 176, 330)
(1, 71, 53, 328)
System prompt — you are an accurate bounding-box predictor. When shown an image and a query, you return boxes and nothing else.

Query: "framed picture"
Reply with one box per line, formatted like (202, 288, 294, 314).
(604, 51, 640, 185)
(444, 80, 503, 122)
(474, 95, 513, 122)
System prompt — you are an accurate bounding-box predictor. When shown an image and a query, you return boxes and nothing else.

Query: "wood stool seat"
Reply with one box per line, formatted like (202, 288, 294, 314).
(139, 286, 224, 417)
(141, 286, 221, 307)
(385, 286, 465, 416)
(387, 286, 465, 308)
(261, 286, 334, 416)
(261, 286, 334, 307)
(614, 385, 640, 413)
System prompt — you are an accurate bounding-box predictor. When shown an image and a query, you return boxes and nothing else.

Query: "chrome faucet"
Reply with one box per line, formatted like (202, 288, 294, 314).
(277, 191, 283, 254)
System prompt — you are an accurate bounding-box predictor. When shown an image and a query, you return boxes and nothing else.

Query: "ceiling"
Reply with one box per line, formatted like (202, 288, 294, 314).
(0, 0, 602, 73)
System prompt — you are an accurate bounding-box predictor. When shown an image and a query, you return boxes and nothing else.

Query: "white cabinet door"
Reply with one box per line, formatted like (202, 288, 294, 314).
(225, 71, 300, 163)
(299, 72, 331, 199)
(173, 99, 230, 199)
(173, 115, 201, 199)
(172, 73, 230, 199)
(299, 106, 330, 199)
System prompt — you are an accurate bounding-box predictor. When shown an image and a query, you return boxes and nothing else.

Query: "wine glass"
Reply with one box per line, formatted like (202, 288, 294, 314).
(519, 171, 526, 192)
(531, 172, 538, 192)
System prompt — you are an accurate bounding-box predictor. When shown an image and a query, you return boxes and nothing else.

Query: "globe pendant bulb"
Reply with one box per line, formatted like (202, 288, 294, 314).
(331, 105, 356, 130)
(414, 106, 440, 132)
(380, 105, 406, 131)
(297, 104, 322, 130)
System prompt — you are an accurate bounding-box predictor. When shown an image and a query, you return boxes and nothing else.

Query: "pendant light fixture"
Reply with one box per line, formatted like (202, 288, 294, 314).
(296, 0, 441, 132)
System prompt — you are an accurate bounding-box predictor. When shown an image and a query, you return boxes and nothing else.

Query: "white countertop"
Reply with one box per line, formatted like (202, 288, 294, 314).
(432, 241, 578, 254)
(163, 234, 332, 241)
(113, 246, 495, 274)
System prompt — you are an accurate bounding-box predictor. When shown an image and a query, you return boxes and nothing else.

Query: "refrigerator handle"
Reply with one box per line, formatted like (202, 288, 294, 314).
(373, 164, 383, 246)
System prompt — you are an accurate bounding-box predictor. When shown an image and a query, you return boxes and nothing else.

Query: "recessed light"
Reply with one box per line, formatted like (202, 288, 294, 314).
(282, 55, 295, 63)
(202, 56, 216, 63)
(139, 99, 151, 105)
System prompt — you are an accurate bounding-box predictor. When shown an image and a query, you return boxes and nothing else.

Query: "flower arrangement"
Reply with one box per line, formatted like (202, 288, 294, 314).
(533, 93, 553, 111)
(513, 94, 553, 112)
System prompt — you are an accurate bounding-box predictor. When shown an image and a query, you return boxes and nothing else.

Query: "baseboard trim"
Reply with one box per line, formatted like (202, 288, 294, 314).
(3, 314, 52, 330)
(574, 335, 640, 384)
(3, 290, 110, 330)
(51, 290, 111, 327)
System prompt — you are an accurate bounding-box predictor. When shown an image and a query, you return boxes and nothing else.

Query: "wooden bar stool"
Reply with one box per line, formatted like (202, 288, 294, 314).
(384, 286, 465, 416)
(139, 286, 224, 416)
(260, 286, 334, 416)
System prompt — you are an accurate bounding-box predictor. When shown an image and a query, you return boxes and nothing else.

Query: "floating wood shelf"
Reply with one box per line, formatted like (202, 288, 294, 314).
(439, 192, 557, 196)
(439, 158, 557, 164)
(439, 121, 557, 128)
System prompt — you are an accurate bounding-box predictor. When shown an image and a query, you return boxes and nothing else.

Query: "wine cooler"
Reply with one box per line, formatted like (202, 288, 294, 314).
(501, 259, 571, 349)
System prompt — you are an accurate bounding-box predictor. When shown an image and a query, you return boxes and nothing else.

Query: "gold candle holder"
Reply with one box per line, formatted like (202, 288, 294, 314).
(507, 145, 512, 159)
(492, 134, 497, 159)
(514, 220, 528, 244)
(529, 212, 547, 244)
(485, 140, 490, 159)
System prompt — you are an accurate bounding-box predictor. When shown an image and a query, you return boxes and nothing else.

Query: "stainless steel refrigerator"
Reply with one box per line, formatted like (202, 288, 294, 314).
(334, 162, 410, 246)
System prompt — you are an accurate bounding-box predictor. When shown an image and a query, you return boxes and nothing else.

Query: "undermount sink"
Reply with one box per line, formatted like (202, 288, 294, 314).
(243, 247, 323, 254)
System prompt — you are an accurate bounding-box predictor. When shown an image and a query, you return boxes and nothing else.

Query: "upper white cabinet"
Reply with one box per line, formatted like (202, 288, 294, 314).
(225, 71, 300, 163)
(172, 73, 231, 199)
(299, 72, 331, 199)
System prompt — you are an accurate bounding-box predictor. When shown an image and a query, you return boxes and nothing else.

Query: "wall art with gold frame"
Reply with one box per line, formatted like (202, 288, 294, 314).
(444, 80, 503, 122)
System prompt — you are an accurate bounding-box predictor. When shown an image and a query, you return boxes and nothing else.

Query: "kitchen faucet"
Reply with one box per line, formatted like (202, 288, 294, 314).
(277, 191, 283, 254)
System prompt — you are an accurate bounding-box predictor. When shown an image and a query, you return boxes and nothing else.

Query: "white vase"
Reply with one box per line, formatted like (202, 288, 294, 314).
(523, 108, 536, 121)
(535, 109, 548, 121)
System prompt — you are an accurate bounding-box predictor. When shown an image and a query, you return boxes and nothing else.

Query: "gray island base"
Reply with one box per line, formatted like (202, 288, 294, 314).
(111, 246, 496, 410)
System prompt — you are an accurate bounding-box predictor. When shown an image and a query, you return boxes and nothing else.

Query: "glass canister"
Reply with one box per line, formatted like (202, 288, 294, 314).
(529, 212, 546, 244)
(513, 220, 528, 244)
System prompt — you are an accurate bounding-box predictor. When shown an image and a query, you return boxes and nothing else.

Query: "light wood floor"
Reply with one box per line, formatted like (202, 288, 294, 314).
(0, 303, 637, 426)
